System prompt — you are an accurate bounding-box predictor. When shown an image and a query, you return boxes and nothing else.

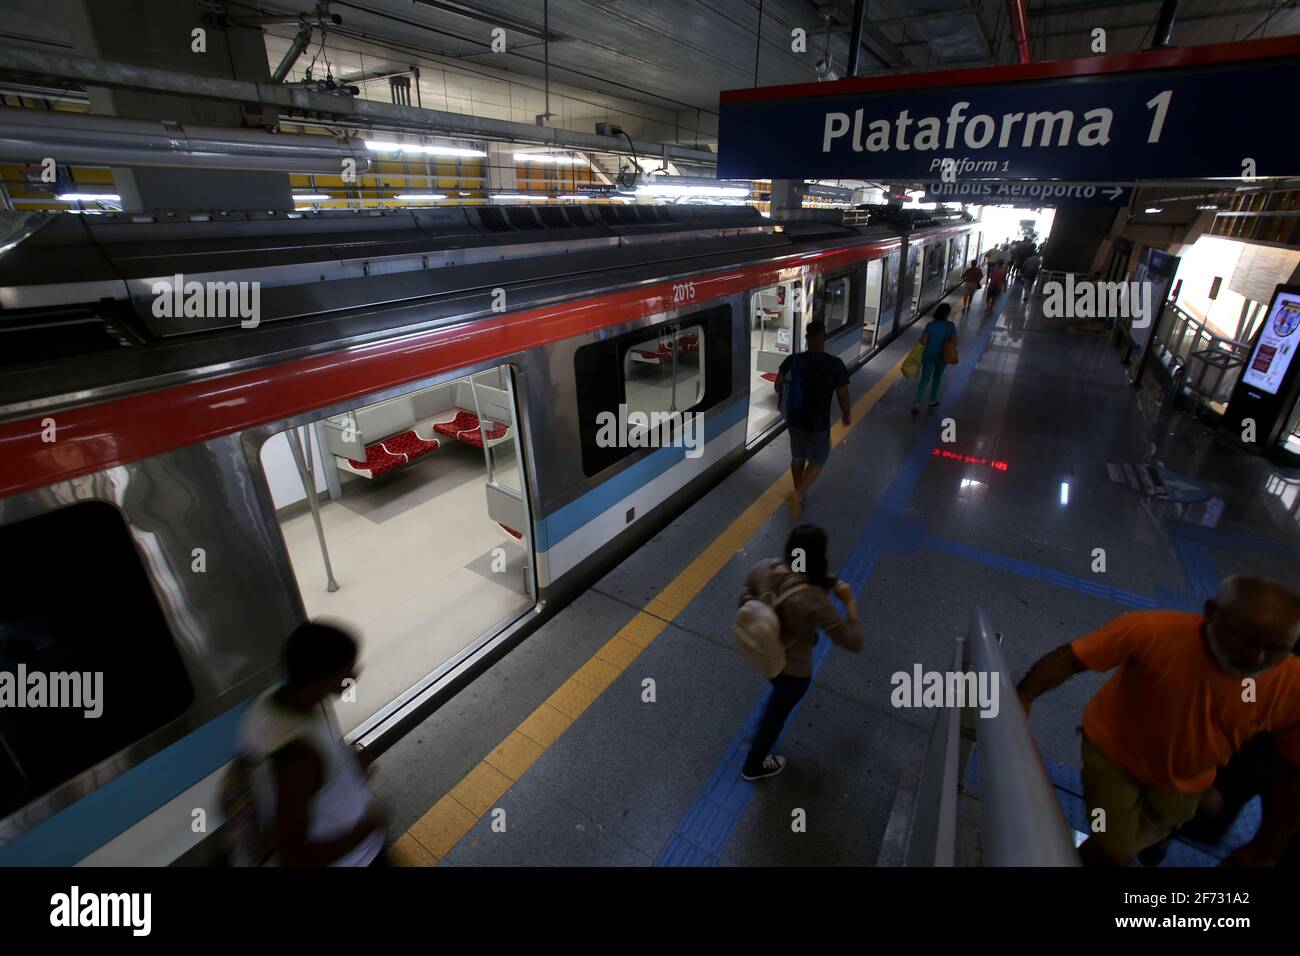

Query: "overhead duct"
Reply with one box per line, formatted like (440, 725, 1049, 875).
(0, 42, 716, 167)
(0, 108, 371, 175)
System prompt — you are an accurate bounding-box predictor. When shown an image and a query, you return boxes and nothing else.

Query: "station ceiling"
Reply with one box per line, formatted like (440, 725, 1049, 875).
(257, 0, 1300, 118)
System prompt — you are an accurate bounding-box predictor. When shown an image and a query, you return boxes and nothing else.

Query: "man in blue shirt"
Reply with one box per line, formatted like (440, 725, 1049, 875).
(776, 321, 851, 517)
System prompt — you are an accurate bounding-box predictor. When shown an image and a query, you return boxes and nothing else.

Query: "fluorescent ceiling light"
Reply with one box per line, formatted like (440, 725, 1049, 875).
(56, 193, 120, 201)
(394, 193, 448, 201)
(294, 194, 330, 201)
(493, 193, 546, 201)
(559, 194, 592, 200)
(1060, 481, 1070, 505)
(364, 140, 487, 158)
(634, 184, 748, 198)
(1197, 204, 1219, 210)
(513, 152, 588, 165)
(1144, 207, 1163, 213)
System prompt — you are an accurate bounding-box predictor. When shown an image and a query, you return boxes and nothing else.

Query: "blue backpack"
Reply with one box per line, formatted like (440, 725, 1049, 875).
(779, 356, 805, 421)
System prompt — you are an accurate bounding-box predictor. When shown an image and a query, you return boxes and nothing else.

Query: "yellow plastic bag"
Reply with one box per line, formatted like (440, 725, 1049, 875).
(901, 342, 924, 379)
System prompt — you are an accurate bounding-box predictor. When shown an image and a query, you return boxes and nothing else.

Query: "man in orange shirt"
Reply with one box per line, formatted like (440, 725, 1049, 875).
(1017, 576, 1300, 866)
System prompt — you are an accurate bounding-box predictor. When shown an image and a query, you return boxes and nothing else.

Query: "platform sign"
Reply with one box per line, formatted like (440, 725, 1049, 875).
(1224, 284, 1300, 453)
(717, 37, 1300, 181)
(919, 182, 1132, 206)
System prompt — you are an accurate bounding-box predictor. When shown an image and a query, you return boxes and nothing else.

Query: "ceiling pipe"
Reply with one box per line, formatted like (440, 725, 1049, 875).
(1006, 0, 1032, 63)
(271, 22, 316, 84)
(0, 107, 372, 175)
(846, 0, 867, 78)
(1151, 0, 1181, 48)
(0, 42, 716, 166)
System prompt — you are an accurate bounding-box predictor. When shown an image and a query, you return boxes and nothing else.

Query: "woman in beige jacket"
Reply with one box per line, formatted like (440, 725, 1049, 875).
(738, 524, 863, 780)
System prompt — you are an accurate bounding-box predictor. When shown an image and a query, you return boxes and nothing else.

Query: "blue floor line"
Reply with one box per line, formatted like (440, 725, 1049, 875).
(655, 314, 1000, 867)
(916, 532, 1162, 610)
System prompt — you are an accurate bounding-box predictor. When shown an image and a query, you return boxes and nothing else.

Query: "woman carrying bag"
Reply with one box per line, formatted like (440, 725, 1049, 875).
(737, 524, 863, 781)
(912, 302, 958, 415)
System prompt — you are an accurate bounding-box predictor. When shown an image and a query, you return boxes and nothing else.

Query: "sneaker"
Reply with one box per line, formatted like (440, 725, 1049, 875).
(741, 755, 786, 781)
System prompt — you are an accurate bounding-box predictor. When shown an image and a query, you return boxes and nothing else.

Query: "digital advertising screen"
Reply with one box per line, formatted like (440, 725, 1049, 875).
(1242, 289, 1300, 395)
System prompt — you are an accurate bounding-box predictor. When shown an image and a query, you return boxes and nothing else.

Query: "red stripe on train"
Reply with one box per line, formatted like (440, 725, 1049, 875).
(0, 238, 908, 498)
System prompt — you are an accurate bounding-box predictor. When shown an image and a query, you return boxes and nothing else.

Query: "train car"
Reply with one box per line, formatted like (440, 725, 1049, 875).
(0, 203, 978, 865)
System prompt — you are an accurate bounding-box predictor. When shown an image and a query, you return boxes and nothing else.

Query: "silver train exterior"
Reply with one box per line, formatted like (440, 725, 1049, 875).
(0, 204, 980, 865)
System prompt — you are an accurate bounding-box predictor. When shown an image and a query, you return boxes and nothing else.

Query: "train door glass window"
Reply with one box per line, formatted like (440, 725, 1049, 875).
(747, 279, 802, 441)
(814, 271, 854, 335)
(910, 251, 925, 319)
(0, 501, 194, 820)
(928, 242, 945, 281)
(258, 363, 533, 736)
(622, 323, 706, 416)
(859, 259, 884, 360)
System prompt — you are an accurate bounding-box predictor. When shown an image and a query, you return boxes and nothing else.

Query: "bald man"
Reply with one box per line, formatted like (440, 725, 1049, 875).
(1017, 576, 1300, 866)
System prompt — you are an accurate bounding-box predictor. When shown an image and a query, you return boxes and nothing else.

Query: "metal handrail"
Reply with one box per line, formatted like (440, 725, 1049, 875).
(1155, 302, 1251, 405)
(904, 636, 965, 866)
(968, 607, 1081, 866)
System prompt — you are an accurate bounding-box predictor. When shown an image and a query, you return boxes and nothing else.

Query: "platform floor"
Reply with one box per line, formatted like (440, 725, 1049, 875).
(366, 278, 1300, 867)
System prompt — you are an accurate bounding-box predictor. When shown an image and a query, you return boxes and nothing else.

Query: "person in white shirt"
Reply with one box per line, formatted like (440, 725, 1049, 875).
(238, 621, 389, 866)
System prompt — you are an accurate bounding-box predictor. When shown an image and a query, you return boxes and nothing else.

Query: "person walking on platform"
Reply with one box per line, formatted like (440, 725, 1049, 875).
(960, 260, 983, 313)
(775, 320, 850, 518)
(1016, 576, 1300, 867)
(911, 302, 958, 415)
(1021, 247, 1042, 302)
(237, 621, 390, 866)
(985, 260, 1007, 315)
(738, 524, 863, 781)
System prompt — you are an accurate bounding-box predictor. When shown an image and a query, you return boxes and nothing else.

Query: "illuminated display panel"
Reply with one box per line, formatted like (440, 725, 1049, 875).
(1242, 290, 1300, 395)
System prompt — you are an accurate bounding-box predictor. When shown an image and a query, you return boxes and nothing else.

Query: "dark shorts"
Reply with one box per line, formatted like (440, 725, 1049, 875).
(788, 426, 831, 466)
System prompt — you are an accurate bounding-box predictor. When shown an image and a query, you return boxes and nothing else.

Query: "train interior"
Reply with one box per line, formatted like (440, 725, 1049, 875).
(258, 365, 533, 734)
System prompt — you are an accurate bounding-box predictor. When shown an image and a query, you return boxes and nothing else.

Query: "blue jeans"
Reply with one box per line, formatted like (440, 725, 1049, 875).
(914, 358, 946, 404)
(743, 674, 812, 774)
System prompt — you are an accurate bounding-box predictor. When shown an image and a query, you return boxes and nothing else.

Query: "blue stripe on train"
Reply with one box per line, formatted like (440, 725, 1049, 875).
(0, 701, 249, 866)
(533, 397, 750, 552)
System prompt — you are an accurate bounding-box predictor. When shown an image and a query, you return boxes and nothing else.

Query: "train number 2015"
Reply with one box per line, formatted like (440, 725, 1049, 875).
(672, 282, 697, 304)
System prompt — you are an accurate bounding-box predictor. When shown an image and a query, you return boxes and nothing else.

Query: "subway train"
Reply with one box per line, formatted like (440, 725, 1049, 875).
(0, 202, 980, 865)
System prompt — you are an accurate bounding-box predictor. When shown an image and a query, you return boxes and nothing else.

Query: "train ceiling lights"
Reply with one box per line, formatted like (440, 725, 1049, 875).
(394, 194, 449, 201)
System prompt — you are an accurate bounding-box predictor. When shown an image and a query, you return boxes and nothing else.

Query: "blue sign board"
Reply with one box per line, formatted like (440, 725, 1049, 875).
(717, 39, 1300, 182)
(919, 182, 1132, 206)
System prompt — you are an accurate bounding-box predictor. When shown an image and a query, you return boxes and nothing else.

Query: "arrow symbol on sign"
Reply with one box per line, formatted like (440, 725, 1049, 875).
(1104, 187, 1123, 200)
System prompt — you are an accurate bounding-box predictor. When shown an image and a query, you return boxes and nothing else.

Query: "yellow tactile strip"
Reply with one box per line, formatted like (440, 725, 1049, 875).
(395, 352, 906, 864)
